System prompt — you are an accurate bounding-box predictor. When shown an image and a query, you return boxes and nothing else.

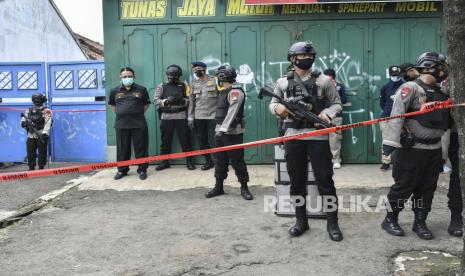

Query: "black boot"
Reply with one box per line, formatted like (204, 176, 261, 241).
(381, 211, 405, 236)
(201, 157, 214, 171)
(289, 205, 309, 237)
(28, 166, 35, 171)
(240, 182, 253, 200)
(327, 212, 343, 242)
(155, 161, 170, 171)
(205, 179, 225, 198)
(412, 211, 434, 240)
(448, 211, 463, 237)
(186, 157, 196, 170)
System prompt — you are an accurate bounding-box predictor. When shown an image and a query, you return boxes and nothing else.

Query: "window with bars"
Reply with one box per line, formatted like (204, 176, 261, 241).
(0, 71, 13, 90)
(78, 69, 98, 89)
(18, 71, 38, 90)
(55, 70, 74, 90)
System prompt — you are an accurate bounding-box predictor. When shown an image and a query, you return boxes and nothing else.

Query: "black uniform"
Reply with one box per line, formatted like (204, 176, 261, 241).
(214, 86, 249, 183)
(108, 83, 150, 174)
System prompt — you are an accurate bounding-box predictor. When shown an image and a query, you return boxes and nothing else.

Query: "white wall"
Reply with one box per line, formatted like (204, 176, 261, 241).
(0, 0, 87, 62)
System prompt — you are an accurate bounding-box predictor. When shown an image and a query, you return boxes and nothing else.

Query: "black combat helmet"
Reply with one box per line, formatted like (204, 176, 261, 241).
(216, 65, 237, 83)
(415, 52, 447, 69)
(166, 65, 182, 83)
(415, 52, 448, 82)
(31, 93, 47, 105)
(287, 41, 317, 61)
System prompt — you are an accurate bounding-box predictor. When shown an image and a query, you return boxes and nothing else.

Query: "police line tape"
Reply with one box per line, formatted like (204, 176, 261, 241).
(0, 100, 462, 182)
(0, 107, 105, 113)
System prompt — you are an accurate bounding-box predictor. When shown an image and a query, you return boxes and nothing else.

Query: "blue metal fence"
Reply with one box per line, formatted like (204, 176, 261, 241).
(0, 61, 107, 163)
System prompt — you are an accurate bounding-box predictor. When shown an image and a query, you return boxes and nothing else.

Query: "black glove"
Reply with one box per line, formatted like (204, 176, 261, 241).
(382, 145, 396, 156)
(21, 121, 27, 128)
(164, 96, 174, 106)
(188, 120, 194, 130)
(215, 131, 224, 138)
(41, 133, 49, 143)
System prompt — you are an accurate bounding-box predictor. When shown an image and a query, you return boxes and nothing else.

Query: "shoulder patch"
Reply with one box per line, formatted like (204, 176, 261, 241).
(230, 90, 241, 101)
(401, 86, 412, 99)
(156, 86, 161, 93)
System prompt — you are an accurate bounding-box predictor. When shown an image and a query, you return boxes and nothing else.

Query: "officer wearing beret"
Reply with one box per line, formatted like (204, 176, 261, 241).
(188, 61, 218, 170)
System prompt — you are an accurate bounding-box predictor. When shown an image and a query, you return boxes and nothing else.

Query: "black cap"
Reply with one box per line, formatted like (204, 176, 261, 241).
(399, 63, 414, 73)
(389, 65, 401, 76)
(191, 61, 207, 68)
(323, 68, 336, 79)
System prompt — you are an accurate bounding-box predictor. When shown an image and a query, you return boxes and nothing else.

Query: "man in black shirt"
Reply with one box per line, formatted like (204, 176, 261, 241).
(108, 67, 150, 180)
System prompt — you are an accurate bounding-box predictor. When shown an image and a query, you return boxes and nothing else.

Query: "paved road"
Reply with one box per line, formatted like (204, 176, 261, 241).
(0, 179, 460, 275)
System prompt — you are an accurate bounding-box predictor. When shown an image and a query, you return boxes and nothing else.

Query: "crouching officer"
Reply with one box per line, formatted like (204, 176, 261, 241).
(381, 52, 450, 240)
(109, 67, 150, 180)
(155, 65, 195, 171)
(205, 65, 253, 200)
(188, 61, 218, 170)
(269, 41, 343, 241)
(20, 93, 52, 170)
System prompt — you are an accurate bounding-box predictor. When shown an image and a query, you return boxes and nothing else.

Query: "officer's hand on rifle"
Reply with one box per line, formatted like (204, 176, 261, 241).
(274, 103, 290, 118)
(164, 96, 174, 106)
(41, 133, 49, 143)
(314, 112, 331, 128)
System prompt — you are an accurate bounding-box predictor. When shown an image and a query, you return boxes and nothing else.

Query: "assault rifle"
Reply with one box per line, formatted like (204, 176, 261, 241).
(20, 113, 46, 143)
(258, 87, 333, 129)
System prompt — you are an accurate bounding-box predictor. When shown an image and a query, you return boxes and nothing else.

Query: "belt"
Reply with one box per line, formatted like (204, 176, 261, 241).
(162, 107, 187, 113)
(284, 120, 315, 129)
(414, 137, 441, 145)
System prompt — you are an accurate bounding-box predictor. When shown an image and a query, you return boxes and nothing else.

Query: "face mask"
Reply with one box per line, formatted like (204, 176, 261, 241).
(294, 58, 314, 70)
(121, 77, 134, 87)
(390, 76, 401, 82)
(167, 75, 179, 84)
(403, 75, 416, 82)
(433, 68, 448, 83)
(195, 70, 205, 78)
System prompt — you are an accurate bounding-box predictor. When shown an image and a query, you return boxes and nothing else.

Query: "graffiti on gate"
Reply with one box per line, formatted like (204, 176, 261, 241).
(55, 112, 105, 141)
(196, 49, 383, 145)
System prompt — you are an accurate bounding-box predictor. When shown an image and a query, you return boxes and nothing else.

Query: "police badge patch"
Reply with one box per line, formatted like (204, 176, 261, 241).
(230, 90, 240, 101)
(401, 86, 412, 99)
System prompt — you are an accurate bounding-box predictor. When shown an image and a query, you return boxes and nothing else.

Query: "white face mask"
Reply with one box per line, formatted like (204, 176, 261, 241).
(390, 76, 401, 82)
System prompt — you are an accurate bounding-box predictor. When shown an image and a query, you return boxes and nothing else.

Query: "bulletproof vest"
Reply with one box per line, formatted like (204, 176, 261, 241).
(215, 86, 245, 127)
(285, 71, 325, 115)
(28, 107, 45, 130)
(161, 82, 187, 113)
(409, 79, 451, 130)
(285, 71, 325, 129)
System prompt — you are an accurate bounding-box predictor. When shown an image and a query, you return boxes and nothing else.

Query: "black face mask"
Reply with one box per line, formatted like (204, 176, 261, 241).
(295, 58, 314, 70)
(167, 75, 179, 84)
(403, 75, 416, 82)
(433, 68, 448, 83)
(195, 70, 205, 78)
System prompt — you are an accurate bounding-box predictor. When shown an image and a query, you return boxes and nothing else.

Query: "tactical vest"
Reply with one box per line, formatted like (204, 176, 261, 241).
(409, 79, 451, 130)
(215, 86, 245, 127)
(28, 107, 45, 130)
(161, 82, 187, 113)
(285, 71, 326, 129)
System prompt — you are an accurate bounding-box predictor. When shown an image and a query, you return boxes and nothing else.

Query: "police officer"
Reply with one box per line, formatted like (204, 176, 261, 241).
(108, 67, 150, 180)
(20, 93, 52, 170)
(269, 41, 343, 241)
(399, 63, 420, 82)
(205, 65, 253, 201)
(379, 65, 404, 171)
(323, 68, 347, 169)
(439, 79, 463, 237)
(188, 61, 218, 170)
(155, 65, 195, 171)
(381, 52, 450, 240)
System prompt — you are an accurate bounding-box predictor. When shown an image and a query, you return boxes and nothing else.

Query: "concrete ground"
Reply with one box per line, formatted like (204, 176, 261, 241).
(0, 164, 460, 275)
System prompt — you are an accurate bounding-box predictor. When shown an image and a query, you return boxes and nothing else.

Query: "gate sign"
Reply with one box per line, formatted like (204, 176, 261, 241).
(244, 0, 440, 3)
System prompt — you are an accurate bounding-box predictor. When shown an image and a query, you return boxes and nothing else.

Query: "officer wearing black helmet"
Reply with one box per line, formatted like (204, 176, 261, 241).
(155, 64, 195, 171)
(20, 93, 52, 170)
(269, 41, 343, 241)
(205, 65, 253, 201)
(382, 52, 451, 240)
